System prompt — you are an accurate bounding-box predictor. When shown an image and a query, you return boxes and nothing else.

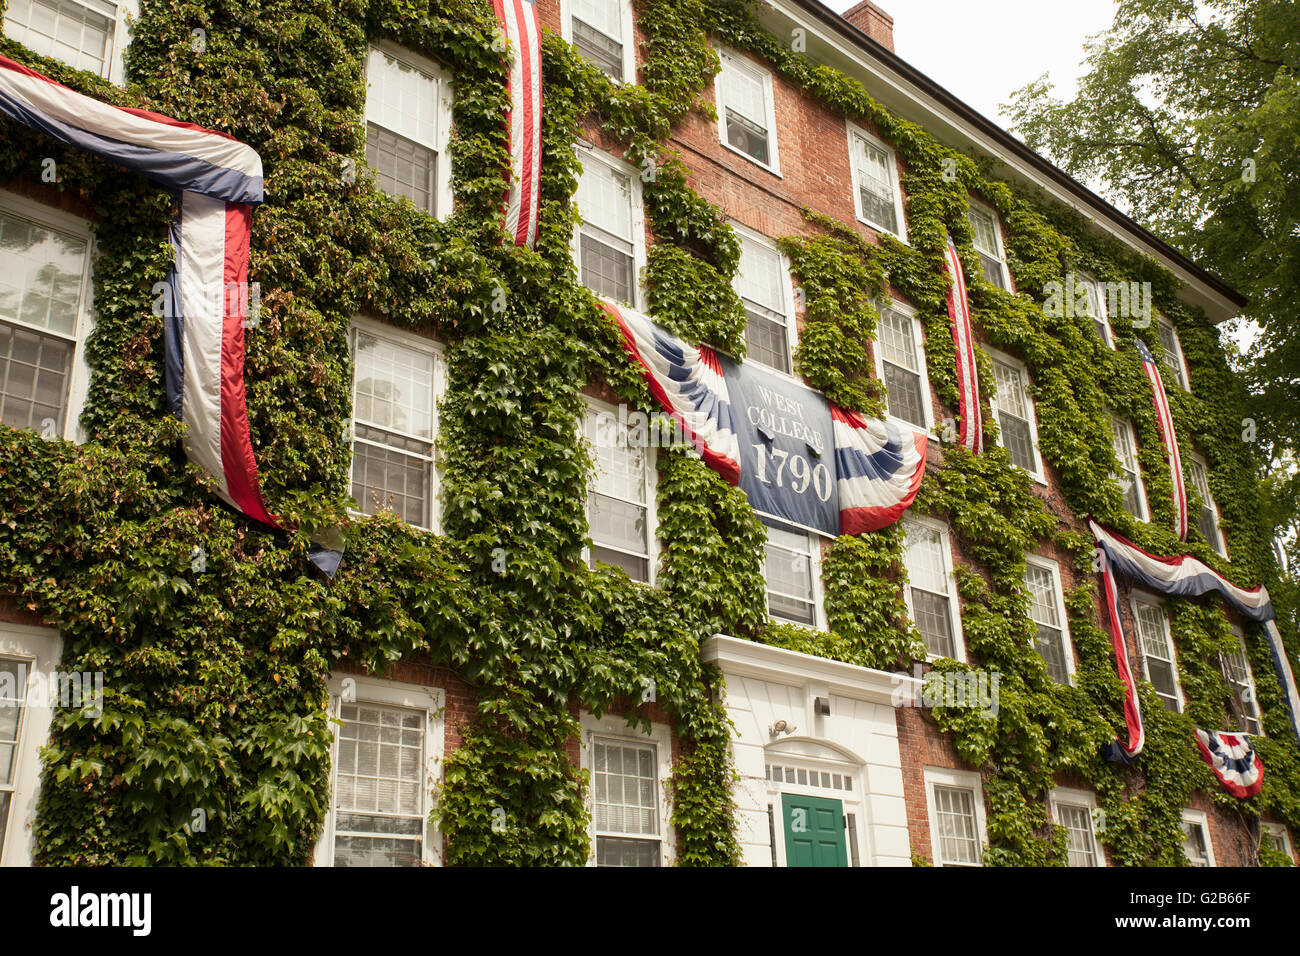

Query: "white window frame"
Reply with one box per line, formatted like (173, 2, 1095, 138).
(1263, 822, 1293, 859)
(902, 516, 966, 663)
(1187, 453, 1227, 558)
(580, 711, 675, 867)
(1131, 592, 1184, 713)
(1109, 413, 1149, 522)
(3, 0, 135, 83)
(348, 315, 446, 533)
(966, 199, 1011, 292)
(314, 673, 445, 868)
(1024, 555, 1076, 685)
(560, 0, 635, 83)
(871, 298, 933, 436)
(986, 346, 1045, 484)
(1156, 313, 1191, 392)
(582, 396, 659, 585)
(846, 123, 907, 242)
(1181, 809, 1216, 867)
(0, 624, 63, 867)
(924, 765, 987, 867)
(1222, 625, 1262, 737)
(0, 189, 97, 444)
(1078, 271, 1113, 347)
(731, 221, 798, 379)
(762, 523, 826, 631)
(713, 47, 781, 176)
(572, 144, 646, 310)
(363, 41, 454, 219)
(1050, 786, 1104, 867)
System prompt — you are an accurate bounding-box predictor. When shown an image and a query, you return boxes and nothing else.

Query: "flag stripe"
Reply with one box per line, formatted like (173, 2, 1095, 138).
(832, 404, 927, 534)
(944, 236, 982, 453)
(494, 0, 541, 249)
(1195, 729, 1263, 798)
(179, 192, 227, 496)
(1099, 545, 1145, 759)
(1137, 337, 1188, 539)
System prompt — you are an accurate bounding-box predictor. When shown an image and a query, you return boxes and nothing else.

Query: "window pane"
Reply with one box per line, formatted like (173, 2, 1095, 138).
(572, 18, 623, 78)
(745, 308, 791, 373)
(333, 702, 426, 867)
(0, 322, 74, 434)
(0, 659, 29, 787)
(577, 160, 633, 241)
(999, 413, 1035, 472)
(720, 59, 767, 126)
(765, 528, 816, 625)
(366, 47, 440, 147)
(725, 109, 770, 165)
(1024, 565, 1060, 628)
(967, 208, 999, 258)
(1157, 322, 1186, 388)
(0, 209, 89, 337)
(580, 231, 635, 304)
(883, 363, 925, 428)
(878, 309, 917, 371)
(572, 0, 622, 38)
(933, 785, 979, 864)
(903, 524, 949, 595)
(366, 123, 436, 214)
(1035, 625, 1069, 684)
(735, 237, 786, 315)
(596, 836, 660, 867)
(4, 0, 112, 77)
(593, 741, 658, 838)
(1057, 803, 1097, 867)
(588, 494, 647, 560)
(854, 136, 898, 232)
(912, 589, 955, 658)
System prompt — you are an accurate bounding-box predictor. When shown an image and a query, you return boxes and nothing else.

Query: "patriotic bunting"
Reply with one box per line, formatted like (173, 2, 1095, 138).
(944, 235, 983, 453)
(603, 303, 927, 536)
(493, 0, 542, 249)
(1135, 337, 1188, 540)
(603, 303, 741, 485)
(832, 405, 927, 535)
(0, 55, 341, 576)
(1195, 729, 1264, 798)
(1090, 519, 1300, 762)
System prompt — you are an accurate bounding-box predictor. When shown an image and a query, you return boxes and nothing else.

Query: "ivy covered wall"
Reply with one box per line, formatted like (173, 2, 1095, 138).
(0, 0, 1294, 866)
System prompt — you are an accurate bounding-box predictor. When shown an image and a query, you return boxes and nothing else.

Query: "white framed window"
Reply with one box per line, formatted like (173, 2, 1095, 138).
(714, 48, 780, 174)
(562, 0, 634, 82)
(1263, 822, 1292, 859)
(364, 43, 453, 218)
(1181, 809, 1215, 867)
(733, 224, 797, 375)
(988, 349, 1043, 481)
(873, 299, 932, 433)
(1132, 594, 1182, 713)
(315, 674, 444, 867)
(1156, 314, 1190, 391)
(903, 518, 964, 661)
(1187, 454, 1226, 557)
(1109, 415, 1148, 521)
(966, 201, 1009, 291)
(847, 124, 906, 241)
(580, 712, 674, 867)
(1079, 272, 1112, 346)
(924, 766, 986, 867)
(0, 624, 63, 867)
(583, 399, 658, 583)
(349, 318, 445, 531)
(1221, 625, 1262, 736)
(574, 146, 644, 309)
(763, 522, 822, 629)
(1024, 556, 1074, 685)
(0, 191, 96, 444)
(1051, 787, 1103, 867)
(3, 0, 135, 83)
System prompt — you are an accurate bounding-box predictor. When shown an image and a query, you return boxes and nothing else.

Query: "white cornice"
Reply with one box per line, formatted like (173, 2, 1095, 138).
(701, 633, 919, 706)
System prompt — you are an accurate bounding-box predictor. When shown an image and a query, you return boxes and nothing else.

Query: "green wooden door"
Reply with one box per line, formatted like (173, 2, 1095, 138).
(781, 793, 848, 867)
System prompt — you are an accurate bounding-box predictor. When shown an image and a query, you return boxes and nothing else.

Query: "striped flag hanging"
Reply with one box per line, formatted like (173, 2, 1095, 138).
(1135, 337, 1188, 540)
(1091, 519, 1300, 761)
(0, 55, 341, 575)
(943, 235, 983, 453)
(831, 406, 927, 535)
(493, 0, 542, 249)
(1194, 729, 1263, 798)
(602, 302, 741, 484)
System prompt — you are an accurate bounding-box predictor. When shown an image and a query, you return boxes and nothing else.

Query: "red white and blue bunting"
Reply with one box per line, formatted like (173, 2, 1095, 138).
(492, 0, 542, 249)
(1194, 729, 1264, 798)
(603, 303, 926, 536)
(1091, 519, 1300, 762)
(1135, 337, 1188, 540)
(944, 235, 983, 454)
(0, 55, 341, 575)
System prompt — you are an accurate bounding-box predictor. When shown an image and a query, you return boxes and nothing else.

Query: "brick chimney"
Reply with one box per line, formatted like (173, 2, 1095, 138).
(841, 1, 895, 52)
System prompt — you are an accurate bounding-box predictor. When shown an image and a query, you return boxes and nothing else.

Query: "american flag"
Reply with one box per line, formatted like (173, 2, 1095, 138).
(944, 236, 982, 453)
(493, 0, 542, 249)
(1135, 336, 1188, 540)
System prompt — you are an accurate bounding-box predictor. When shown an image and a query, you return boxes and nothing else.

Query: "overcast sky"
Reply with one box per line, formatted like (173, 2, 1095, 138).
(823, 0, 1119, 132)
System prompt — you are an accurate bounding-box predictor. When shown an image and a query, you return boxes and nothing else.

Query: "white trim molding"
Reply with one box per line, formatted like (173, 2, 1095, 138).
(0, 623, 63, 867)
(579, 711, 675, 866)
(923, 765, 987, 867)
